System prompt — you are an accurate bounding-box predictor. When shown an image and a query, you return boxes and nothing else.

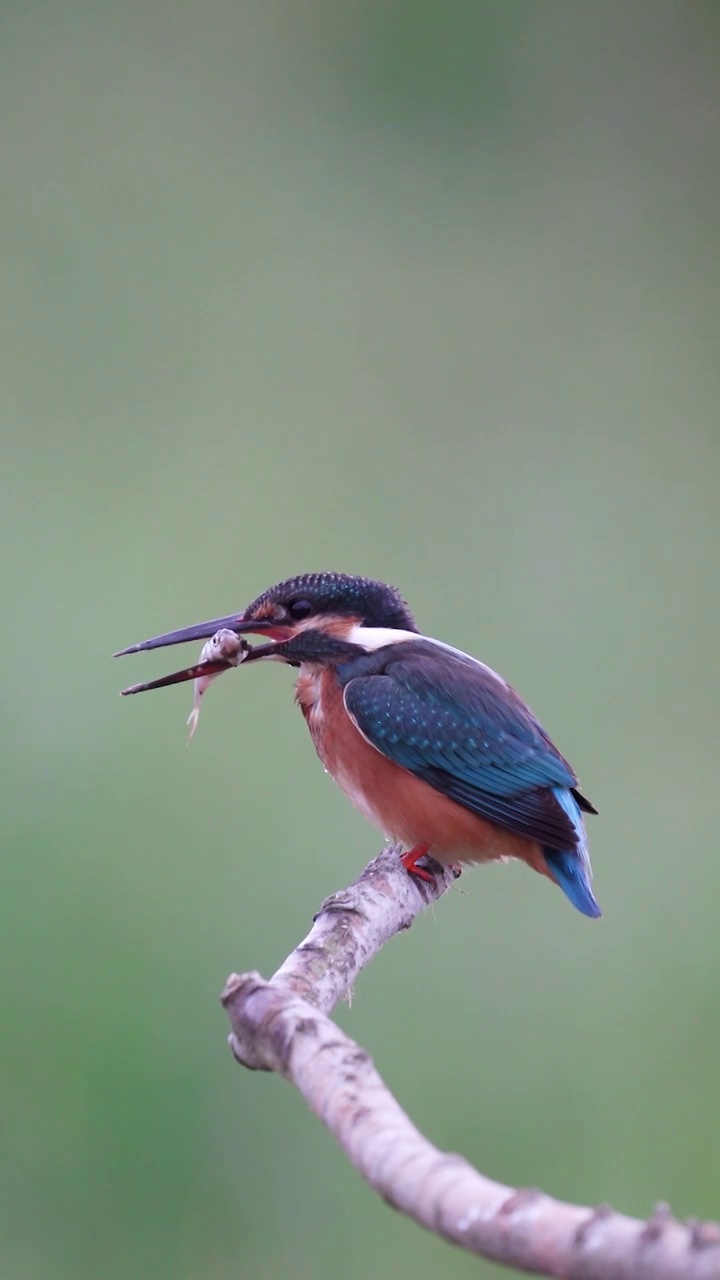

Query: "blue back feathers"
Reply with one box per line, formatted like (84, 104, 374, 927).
(339, 638, 601, 918)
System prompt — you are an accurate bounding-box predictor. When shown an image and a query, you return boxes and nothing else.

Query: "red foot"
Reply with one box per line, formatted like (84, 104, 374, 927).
(401, 844, 434, 882)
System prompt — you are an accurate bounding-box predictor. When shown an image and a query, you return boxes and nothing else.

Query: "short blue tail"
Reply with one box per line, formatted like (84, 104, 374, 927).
(545, 787, 602, 919)
(544, 847, 602, 919)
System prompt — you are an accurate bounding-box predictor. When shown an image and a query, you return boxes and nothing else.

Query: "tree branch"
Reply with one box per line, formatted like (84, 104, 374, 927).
(221, 844, 720, 1278)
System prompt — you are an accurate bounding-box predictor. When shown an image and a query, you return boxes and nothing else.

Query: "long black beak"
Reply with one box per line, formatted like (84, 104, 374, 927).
(113, 614, 274, 658)
(117, 638, 281, 696)
(120, 657, 236, 696)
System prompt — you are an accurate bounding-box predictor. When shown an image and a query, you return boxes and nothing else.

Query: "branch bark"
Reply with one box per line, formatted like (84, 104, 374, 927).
(221, 844, 720, 1279)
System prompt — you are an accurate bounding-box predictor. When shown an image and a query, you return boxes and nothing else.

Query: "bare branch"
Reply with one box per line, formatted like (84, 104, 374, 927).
(222, 844, 720, 1279)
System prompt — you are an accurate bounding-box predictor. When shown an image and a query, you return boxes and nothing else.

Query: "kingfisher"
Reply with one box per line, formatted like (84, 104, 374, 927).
(116, 572, 601, 918)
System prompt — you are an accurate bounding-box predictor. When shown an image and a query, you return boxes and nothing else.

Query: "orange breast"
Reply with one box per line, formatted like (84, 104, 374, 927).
(294, 666, 545, 872)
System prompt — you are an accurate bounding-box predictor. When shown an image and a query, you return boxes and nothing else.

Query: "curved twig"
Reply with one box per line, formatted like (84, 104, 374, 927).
(221, 844, 720, 1278)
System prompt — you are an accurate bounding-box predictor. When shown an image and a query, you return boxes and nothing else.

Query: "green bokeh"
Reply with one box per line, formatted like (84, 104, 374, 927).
(2, 3, 719, 1277)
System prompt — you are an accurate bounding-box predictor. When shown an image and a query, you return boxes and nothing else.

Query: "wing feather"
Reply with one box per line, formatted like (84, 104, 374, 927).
(341, 640, 588, 851)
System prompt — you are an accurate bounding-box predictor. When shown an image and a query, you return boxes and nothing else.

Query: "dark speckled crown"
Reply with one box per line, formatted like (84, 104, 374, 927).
(246, 572, 418, 631)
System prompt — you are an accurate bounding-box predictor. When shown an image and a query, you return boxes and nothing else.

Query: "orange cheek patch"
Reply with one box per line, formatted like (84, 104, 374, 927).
(263, 625, 294, 641)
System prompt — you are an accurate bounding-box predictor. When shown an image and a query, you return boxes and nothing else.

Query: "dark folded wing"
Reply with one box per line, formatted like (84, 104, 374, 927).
(342, 640, 585, 850)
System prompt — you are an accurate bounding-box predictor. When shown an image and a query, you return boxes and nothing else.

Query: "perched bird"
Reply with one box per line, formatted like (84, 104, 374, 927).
(116, 572, 600, 918)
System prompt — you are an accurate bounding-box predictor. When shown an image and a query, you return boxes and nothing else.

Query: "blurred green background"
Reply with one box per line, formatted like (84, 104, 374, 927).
(2, 2, 719, 1277)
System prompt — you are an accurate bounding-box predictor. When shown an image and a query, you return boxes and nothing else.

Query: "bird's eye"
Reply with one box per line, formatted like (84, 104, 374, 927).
(287, 598, 313, 620)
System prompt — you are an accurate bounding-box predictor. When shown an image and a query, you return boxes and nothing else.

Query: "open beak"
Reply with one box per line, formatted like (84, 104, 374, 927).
(114, 613, 286, 697)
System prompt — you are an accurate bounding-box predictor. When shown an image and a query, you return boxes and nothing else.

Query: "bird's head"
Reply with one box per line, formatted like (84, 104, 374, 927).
(115, 573, 418, 687)
(239, 572, 418, 662)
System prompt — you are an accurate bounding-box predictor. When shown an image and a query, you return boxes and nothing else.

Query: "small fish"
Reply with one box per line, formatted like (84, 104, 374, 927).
(187, 628, 249, 740)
